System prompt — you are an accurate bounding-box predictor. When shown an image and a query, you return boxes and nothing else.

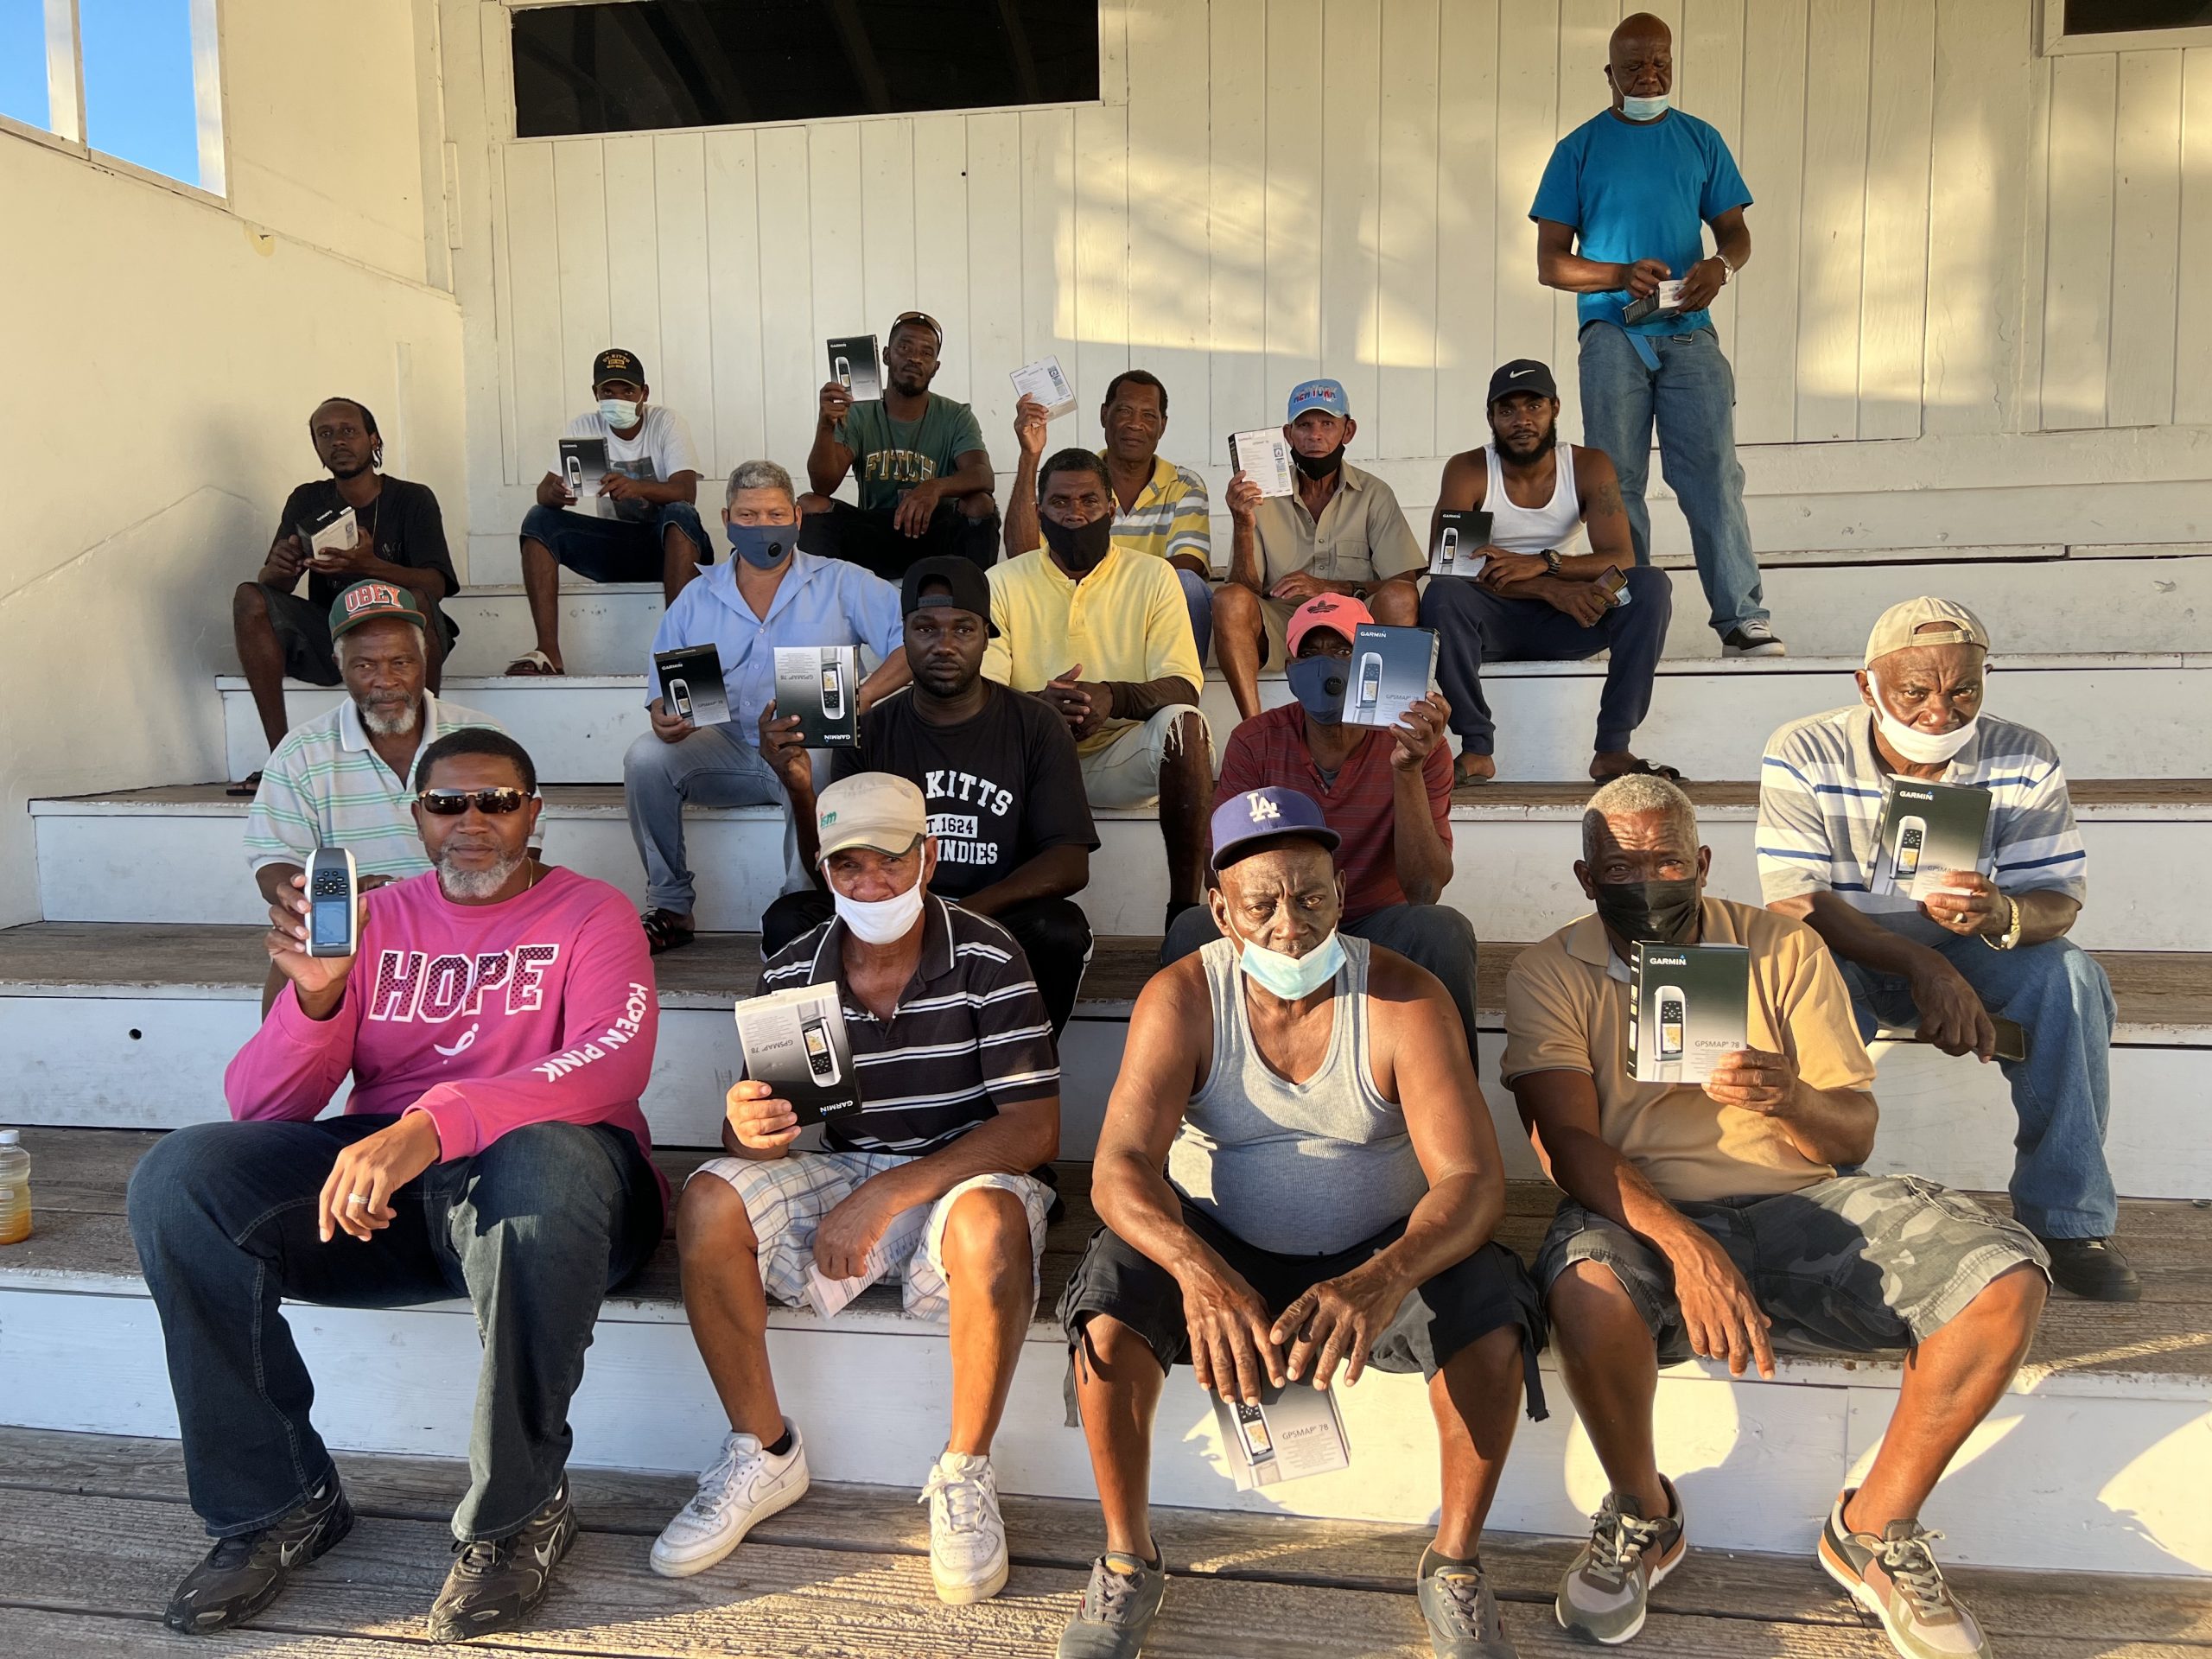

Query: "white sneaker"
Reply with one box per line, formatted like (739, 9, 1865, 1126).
(1720, 619, 1787, 658)
(649, 1421, 810, 1579)
(920, 1450, 1008, 1605)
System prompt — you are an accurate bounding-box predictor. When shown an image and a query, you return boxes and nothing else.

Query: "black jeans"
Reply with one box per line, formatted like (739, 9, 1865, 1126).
(799, 498, 1000, 580)
(761, 888, 1093, 1038)
(127, 1115, 664, 1541)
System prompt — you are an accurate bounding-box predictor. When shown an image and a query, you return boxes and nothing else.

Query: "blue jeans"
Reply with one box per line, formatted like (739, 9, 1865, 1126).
(1577, 322, 1766, 633)
(1418, 565, 1673, 756)
(623, 721, 793, 915)
(126, 1115, 663, 1540)
(1838, 935, 2118, 1239)
(1175, 566, 1214, 664)
(520, 501, 712, 583)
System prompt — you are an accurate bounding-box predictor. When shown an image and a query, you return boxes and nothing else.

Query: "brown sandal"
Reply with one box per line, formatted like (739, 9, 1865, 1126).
(504, 649, 563, 676)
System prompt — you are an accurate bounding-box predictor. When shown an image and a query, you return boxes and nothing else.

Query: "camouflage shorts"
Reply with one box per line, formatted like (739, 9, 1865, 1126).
(1535, 1174, 2050, 1365)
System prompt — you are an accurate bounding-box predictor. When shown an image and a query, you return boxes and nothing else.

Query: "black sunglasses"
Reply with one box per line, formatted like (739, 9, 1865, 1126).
(416, 787, 534, 816)
(890, 309, 943, 345)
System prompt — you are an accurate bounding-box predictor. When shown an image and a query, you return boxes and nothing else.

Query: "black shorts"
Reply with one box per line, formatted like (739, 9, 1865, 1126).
(257, 585, 454, 686)
(798, 498, 1001, 580)
(1058, 1197, 1548, 1418)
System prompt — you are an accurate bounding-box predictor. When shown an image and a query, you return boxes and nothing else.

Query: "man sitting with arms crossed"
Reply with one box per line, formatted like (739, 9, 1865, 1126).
(760, 556, 1098, 1036)
(1004, 370, 1217, 660)
(624, 460, 909, 955)
(1164, 594, 1480, 1051)
(128, 729, 665, 1643)
(804, 309, 999, 577)
(1505, 773, 2047, 1659)
(988, 447, 1214, 934)
(1421, 360, 1675, 785)
(245, 581, 505, 1011)
(1757, 598, 2134, 1301)
(1057, 786, 1545, 1659)
(656, 773, 1059, 1607)
(1216, 378, 1425, 722)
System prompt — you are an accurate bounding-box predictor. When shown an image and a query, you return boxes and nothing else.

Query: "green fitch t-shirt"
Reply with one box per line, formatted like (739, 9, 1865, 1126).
(837, 394, 987, 512)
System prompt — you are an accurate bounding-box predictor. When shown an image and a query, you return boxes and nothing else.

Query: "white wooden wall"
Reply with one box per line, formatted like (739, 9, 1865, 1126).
(461, 0, 2212, 497)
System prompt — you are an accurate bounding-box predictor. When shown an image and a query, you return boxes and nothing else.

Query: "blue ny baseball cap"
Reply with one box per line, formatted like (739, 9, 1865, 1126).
(1286, 378, 1351, 422)
(1210, 786, 1341, 872)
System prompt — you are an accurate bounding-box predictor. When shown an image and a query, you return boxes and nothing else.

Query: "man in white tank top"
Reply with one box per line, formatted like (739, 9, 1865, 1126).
(1418, 360, 1678, 785)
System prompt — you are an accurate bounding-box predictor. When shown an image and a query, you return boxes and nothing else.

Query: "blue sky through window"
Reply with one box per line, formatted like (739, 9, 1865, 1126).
(0, 1, 53, 131)
(83, 0, 203, 187)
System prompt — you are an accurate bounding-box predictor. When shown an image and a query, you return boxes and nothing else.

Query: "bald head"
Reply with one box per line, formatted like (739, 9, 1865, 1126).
(1607, 13, 1674, 106)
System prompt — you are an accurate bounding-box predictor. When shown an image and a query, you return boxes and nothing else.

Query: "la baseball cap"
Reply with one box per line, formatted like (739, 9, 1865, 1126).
(900, 555, 1000, 637)
(328, 579, 425, 641)
(1487, 359, 1558, 404)
(816, 772, 927, 862)
(1863, 597, 1990, 670)
(592, 347, 645, 387)
(1211, 785, 1341, 872)
(1285, 592, 1375, 657)
(1286, 378, 1351, 422)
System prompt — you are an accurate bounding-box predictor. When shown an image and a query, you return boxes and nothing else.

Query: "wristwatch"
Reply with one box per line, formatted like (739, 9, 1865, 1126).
(1542, 549, 1563, 576)
(1982, 893, 2024, 951)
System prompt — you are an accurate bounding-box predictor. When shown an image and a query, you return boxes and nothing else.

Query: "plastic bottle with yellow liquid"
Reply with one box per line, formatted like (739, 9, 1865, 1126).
(0, 1129, 31, 1245)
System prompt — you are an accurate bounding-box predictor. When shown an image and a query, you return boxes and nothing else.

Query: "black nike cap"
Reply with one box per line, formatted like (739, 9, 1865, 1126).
(1487, 359, 1559, 405)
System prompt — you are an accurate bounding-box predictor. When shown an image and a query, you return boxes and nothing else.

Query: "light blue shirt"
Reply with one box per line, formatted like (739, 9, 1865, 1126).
(646, 551, 904, 731)
(1530, 108, 1751, 337)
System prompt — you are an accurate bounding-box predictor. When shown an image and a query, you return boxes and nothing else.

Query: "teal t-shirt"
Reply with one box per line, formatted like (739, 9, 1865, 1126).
(1529, 108, 1751, 336)
(836, 395, 988, 513)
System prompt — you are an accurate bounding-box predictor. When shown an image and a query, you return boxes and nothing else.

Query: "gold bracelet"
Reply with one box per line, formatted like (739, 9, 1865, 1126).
(1982, 894, 2024, 951)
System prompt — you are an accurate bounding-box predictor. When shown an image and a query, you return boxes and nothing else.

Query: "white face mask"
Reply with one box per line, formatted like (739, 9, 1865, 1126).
(1867, 672, 1981, 765)
(1224, 912, 1346, 1001)
(1620, 92, 1671, 120)
(833, 879, 925, 945)
(598, 397, 641, 429)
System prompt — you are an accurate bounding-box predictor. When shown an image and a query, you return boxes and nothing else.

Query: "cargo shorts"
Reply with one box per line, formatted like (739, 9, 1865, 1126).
(1535, 1173, 2050, 1364)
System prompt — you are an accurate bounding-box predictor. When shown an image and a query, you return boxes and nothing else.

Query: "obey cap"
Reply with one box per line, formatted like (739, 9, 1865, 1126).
(1487, 359, 1558, 404)
(1286, 378, 1351, 422)
(816, 772, 928, 861)
(1210, 785, 1340, 872)
(328, 580, 425, 641)
(1285, 592, 1375, 657)
(900, 555, 1000, 636)
(591, 347, 645, 387)
(1863, 597, 1990, 670)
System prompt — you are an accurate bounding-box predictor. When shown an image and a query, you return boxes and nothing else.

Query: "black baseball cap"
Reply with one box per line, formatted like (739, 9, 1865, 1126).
(900, 556, 1000, 637)
(592, 347, 646, 387)
(1487, 359, 1558, 404)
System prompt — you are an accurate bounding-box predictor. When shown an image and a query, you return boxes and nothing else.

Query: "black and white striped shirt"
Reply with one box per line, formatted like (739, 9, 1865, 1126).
(757, 896, 1059, 1157)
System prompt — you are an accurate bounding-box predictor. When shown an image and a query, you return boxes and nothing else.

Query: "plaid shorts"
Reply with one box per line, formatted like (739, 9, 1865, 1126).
(1535, 1173, 2050, 1365)
(690, 1151, 1052, 1319)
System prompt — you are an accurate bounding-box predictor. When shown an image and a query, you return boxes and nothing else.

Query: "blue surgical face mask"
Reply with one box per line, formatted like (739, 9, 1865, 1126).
(728, 520, 799, 569)
(1285, 654, 1347, 725)
(1229, 920, 1345, 1001)
(598, 397, 641, 429)
(1620, 92, 1671, 120)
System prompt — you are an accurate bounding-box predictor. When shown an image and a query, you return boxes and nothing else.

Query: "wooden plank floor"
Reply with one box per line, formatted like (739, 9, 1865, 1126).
(0, 1428, 2205, 1658)
(9, 1128, 2211, 1385)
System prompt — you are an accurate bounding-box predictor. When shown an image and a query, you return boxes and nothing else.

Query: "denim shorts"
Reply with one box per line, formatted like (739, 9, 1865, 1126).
(520, 500, 712, 582)
(1535, 1174, 2050, 1364)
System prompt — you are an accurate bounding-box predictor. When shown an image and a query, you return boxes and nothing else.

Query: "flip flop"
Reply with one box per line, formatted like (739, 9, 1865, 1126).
(639, 909, 696, 956)
(504, 649, 563, 677)
(225, 771, 264, 798)
(1593, 757, 1686, 782)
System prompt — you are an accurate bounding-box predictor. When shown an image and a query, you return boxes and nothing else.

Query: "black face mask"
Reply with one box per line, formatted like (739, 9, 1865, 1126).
(1285, 654, 1346, 725)
(1293, 443, 1346, 480)
(1041, 513, 1115, 573)
(1590, 876, 1702, 945)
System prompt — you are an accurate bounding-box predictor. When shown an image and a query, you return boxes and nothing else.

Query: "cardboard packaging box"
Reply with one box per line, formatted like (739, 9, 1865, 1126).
(826, 334, 883, 402)
(556, 437, 610, 518)
(1874, 778, 1993, 903)
(733, 981, 861, 1128)
(297, 503, 360, 558)
(1011, 354, 1077, 416)
(1340, 624, 1440, 728)
(1627, 942, 1751, 1084)
(1428, 509, 1493, 579)
(654, 644, 730, 727)
(773, 645, 861, 747)
(1211, 1381, 1351, 1491)
(1624, 277, 1688, 326)
(1227, 428, 1297, 498)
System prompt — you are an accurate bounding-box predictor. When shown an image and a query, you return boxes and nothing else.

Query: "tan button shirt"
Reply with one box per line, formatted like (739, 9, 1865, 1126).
(1501, 898, 1876, 1205)
(1252, 461, 1425, 588)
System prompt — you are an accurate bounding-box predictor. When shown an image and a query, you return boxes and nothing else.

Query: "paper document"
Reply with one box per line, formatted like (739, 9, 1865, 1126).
(1011, 355, 1077, 416)
(1228, 429, 1296, 498)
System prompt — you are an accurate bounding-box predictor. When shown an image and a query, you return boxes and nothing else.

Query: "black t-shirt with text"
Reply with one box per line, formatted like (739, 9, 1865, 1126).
(275, 476, 461, 613)
(832, 682, 1098, 898)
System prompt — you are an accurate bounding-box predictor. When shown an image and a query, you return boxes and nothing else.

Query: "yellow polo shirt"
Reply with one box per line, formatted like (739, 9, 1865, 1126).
(983, 545, 1204, 754)
(1501, 898, 1875, 1205)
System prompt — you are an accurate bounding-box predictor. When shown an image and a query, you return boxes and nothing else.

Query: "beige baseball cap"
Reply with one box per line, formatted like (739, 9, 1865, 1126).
(1863, 597, 1991, 670)
(815, 772, 926, 861)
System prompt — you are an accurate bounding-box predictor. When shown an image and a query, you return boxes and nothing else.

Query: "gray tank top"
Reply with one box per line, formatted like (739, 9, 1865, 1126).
(1166, 935, 1430, 1256)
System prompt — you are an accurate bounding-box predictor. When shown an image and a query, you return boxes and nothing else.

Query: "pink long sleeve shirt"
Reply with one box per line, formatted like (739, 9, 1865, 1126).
(225, 867, 664, 1197)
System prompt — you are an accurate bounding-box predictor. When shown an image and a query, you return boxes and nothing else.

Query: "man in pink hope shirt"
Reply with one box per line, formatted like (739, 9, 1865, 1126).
(128, 729, 664, 1645)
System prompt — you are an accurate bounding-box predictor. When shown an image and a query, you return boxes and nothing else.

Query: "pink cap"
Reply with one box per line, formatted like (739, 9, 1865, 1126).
(1285, 592, 1375, 657)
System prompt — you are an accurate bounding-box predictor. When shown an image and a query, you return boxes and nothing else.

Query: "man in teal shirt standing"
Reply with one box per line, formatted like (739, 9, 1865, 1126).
(1532, 11, 1783, 659)
(803, 309, 1000, 579)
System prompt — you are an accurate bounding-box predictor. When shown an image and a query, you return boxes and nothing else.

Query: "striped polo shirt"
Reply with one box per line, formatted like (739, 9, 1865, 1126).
(1756, 704, 2088, 944)
(243, 690, 505, 876)
(758, 895, 1059, 1157)
(1105, 452, 1214, 571)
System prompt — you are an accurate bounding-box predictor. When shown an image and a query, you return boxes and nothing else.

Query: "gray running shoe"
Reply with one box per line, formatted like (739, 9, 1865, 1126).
(1417, 1548, 1518, 1657)
(426, 1479, 578, 1643)
(1818, 1494, 1991, 1659)
(1058, 1551, 1167, 1659)
(1554, 1478, 1686, 1645)
(163, 1475, 353, 1634)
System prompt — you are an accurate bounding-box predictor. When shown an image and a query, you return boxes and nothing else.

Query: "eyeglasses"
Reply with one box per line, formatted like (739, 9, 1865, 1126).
(416, 787, 534, 816)
(890, 309, 944, 346)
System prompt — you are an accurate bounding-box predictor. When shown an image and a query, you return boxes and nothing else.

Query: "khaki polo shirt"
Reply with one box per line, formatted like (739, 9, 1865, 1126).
(1252, 461, 1425, 588)
(1501, 898, 1875, 1205)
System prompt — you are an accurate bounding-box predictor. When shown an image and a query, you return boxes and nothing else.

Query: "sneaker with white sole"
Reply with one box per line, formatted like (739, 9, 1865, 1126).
(920, 1449, 1008, 1605)
(649, 1421, 810, 1579)
(1720, 620, 1787, 657)
(1555, 1478, 1686, 1645)
(1818, 1492, 1991, 1659)
(1058, 1551, 1167, 1659)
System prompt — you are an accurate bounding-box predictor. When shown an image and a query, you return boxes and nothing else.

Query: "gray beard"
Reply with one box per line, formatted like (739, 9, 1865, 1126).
(359, 698, 420, 737)
(437, 848, 525, 901)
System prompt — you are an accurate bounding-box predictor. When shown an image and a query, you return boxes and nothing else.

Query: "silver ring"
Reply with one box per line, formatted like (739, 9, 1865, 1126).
(346, 1192, 369, 1208)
